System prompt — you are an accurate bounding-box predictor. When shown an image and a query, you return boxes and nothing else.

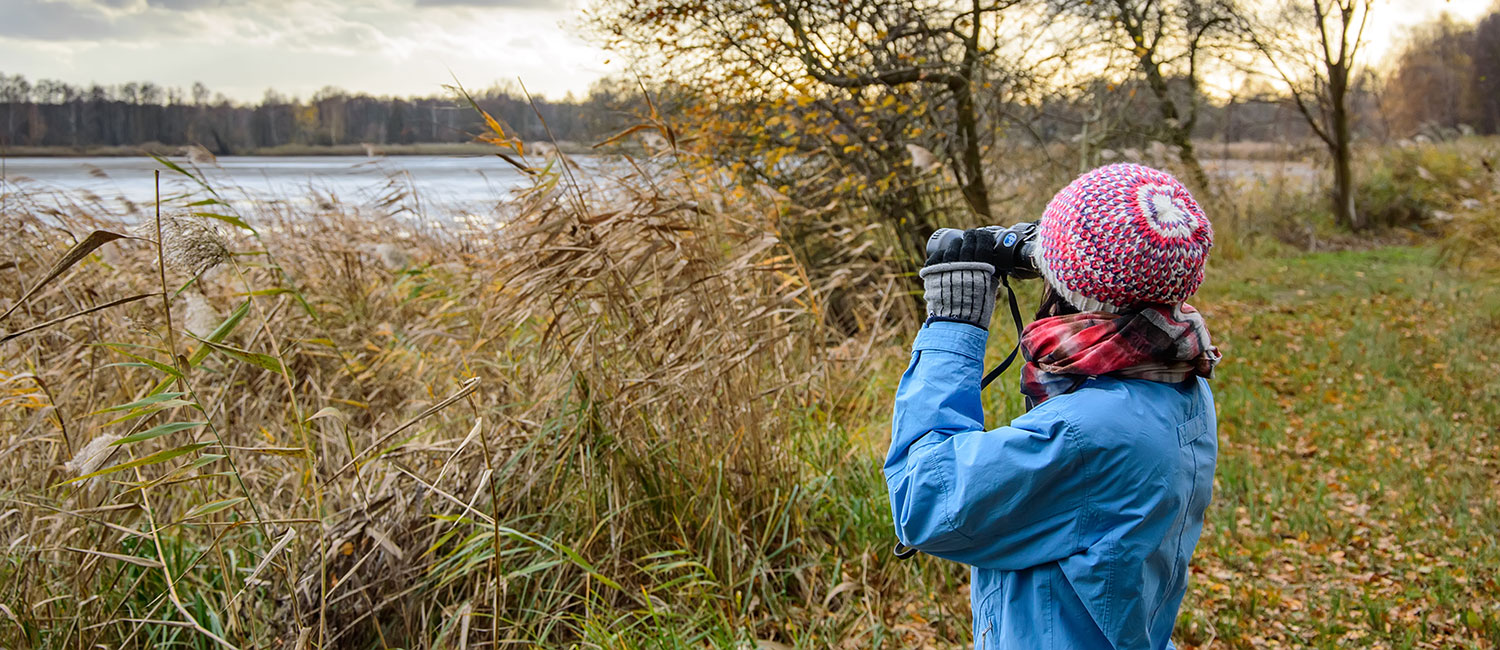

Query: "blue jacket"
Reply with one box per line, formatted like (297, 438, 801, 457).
(886, 321, 1216, 649)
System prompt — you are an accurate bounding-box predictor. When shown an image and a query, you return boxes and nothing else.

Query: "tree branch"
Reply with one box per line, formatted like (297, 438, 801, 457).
(1246, 25, 1335, 147)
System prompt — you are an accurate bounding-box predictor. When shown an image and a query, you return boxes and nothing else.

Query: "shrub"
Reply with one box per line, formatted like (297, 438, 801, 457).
(1357, 139, 1492, 229)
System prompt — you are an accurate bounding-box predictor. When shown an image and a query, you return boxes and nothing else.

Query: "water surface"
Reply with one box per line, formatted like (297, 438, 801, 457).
(1, 155, 607, 220)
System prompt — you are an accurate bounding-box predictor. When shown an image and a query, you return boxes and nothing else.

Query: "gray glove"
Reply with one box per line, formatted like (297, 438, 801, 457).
(918, 228, 1001, 329)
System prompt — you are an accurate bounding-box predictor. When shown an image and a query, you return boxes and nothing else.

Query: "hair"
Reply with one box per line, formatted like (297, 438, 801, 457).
(1036, 284, 1081, 320)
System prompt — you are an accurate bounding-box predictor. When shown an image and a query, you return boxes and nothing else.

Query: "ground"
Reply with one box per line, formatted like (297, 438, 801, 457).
(1176, 247, 1500, 648)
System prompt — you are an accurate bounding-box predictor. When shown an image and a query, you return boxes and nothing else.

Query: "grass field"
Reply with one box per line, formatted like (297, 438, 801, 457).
(2, 144, 1498, 648)
(1178, 247, 1500, 647)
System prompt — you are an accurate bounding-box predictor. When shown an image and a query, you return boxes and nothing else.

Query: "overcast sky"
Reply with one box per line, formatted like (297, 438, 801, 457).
(0, 0, 614, 101)
(0, 0, 1494, 103)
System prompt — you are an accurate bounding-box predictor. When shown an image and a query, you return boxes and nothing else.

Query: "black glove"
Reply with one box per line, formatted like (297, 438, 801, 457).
(918, 228, 1002, 328)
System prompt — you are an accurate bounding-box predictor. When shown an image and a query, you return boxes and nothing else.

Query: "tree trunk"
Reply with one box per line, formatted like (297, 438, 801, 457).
(1171, 128, 1213, 196)
(1329, 65, 1361, 229)
(1331, 129, 1358, 230)
(953, 82, 992, 219)
(1112, 0, 1214, 196)
(1139, 58, 1212, 194)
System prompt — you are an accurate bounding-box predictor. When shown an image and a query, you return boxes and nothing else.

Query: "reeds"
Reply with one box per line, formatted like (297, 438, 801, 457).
(0, 142, 951, 648)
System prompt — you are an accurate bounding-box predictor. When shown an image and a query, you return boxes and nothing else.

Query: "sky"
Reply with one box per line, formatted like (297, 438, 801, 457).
(0, 0, 615, 101)
(1365, 0, 1497, 61)
(0, 0, 1494, 103)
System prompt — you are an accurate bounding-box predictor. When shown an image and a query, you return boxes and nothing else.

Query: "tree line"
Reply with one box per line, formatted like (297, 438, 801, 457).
(1383, 11, 1500, 137)
(0, 76, 642, 153)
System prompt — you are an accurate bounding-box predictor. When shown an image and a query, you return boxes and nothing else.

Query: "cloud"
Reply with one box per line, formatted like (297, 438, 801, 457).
(0, 0, 120, 40)
(0, 0, 575, 45)
(145, 0, 240, 10)
(272, 20, 390, 55)
(0, 0, 217, 41)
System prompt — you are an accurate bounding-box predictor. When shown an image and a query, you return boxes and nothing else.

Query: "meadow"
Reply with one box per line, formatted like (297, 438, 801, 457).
(1, 137, 1498, 649)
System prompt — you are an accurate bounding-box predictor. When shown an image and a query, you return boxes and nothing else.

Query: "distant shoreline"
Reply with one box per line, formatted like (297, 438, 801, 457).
(0, 141, 604, 158)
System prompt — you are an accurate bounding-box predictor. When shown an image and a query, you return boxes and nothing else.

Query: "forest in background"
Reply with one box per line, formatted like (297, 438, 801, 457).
(0, 77, 643, 153)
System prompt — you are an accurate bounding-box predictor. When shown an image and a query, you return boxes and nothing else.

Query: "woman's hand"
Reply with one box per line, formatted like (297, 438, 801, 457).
(917, 228, 1003, 329)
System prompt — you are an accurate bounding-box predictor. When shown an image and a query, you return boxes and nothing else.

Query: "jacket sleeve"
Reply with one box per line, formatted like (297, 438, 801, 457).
(885, 320, 1087, 571)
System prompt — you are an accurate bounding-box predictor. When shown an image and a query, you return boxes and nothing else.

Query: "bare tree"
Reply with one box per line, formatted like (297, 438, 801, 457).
(1246, 0, 1373, 230)
(1050, 0, 1238, 194)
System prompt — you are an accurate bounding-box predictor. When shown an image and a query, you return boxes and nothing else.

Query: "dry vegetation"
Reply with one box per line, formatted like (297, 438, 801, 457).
(1, 140, 970, 648)
(2, 136, 1499, 649)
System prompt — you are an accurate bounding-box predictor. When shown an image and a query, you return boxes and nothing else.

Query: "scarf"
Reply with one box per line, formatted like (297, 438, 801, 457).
(1020, 303, 1221, 404)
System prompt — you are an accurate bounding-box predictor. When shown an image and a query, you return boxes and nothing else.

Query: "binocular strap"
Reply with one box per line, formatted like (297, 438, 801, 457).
(980, 275, 1026, 391)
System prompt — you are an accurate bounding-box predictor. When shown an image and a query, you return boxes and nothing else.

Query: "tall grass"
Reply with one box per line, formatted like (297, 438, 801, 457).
(0, 139, 963, 648)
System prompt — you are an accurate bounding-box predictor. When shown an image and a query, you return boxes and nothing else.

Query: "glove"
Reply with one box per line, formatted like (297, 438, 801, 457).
(919, 228, 1002, 329)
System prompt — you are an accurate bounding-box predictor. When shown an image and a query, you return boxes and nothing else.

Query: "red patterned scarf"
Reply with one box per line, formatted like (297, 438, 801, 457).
(1020, 303, 1221, 404)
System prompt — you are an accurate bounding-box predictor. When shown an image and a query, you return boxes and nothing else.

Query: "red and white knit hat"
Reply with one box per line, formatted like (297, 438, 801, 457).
(1033, 163, 1213, 313)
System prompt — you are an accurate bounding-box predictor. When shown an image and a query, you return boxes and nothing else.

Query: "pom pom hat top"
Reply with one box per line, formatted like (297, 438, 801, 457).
(1034, 163, 1213, 313)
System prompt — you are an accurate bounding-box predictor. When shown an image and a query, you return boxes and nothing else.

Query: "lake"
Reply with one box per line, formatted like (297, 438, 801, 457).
(0, 155, 614, 221)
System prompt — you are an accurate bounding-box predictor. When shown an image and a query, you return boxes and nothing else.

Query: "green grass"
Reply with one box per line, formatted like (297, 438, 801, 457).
(1176, 247, 1500, 648)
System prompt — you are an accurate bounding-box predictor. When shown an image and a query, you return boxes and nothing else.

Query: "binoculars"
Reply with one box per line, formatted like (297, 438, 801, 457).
(925, 221, 1042, 280)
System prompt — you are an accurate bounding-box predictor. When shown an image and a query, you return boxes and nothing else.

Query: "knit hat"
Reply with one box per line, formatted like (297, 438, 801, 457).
(1033, 163, 1213, 313)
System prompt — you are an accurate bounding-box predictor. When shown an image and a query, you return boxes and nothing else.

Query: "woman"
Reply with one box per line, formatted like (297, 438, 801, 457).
(887, 163, 1221, 649)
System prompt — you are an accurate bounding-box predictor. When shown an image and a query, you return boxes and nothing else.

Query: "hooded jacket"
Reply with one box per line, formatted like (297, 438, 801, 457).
(887, 321, 1217, 649)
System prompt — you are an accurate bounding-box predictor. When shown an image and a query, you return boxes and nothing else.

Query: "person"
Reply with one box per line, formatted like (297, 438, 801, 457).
(886, 163, 1222, 649)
